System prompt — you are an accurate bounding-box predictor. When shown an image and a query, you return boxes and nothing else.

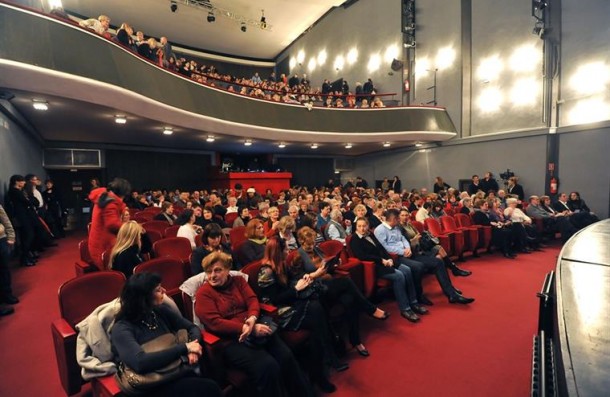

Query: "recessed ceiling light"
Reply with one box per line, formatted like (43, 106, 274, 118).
(206, 135, 215, 142)
(345, 143, 353, 149)
(311, 143, 318, 149)
(415, 142, 423, 147)
(163, 127, 173, 135)
(32, 100, 48, 111)
(383, 142, 391, 147)
(115, 115, 127, 124)
(278, 142, 286, 148)
(244, 139, 253, 146)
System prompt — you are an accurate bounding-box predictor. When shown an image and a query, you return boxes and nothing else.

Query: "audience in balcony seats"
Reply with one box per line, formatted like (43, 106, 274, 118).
(263, 206, 281, 237)
(79, 15, 111, 38)
(503, 198, 539, 253)
(42, 179, 66, 238)
(467, 175, 482, 196)
(362, 78, 375, 102)
(115, 23, 136, 51)
(251, 72, 262, 84)
(176, 209, 202, 250)
(0, 204, 18, 315)
(292, 227, 389, 361)
(324, 209, 351, 245)
(195, 252, 313, 397)
(460, 197, 474, 215)
(316, 202, 331, 230)
(160, 36, 174, 68)
(154, 201, 177, 224)
(480, 172, 499, 195)
(526, 196, 576, 243)
(415, 201, 431, 222)
(226, 196, 239, 214)
(374, 209, 474, 305)
(232, 206, 251, 228)
(109, 221, 147, 277)
(288, 74, 300, 88)
(359, 98, 370, 108)
(190, 223, 232, 275)
(433, 176, 451, 194)
(88, 178, 131, 270)
(112, 272, 222, 397)
(371, 98, 386, 108)
(506, 177, 525, 201)
(257, 238, 340, 393)
(276, 216, 299, 251)
(137, 38, 159, 63)
(237, 219, 267, 266)
(472, 199, 517, 259)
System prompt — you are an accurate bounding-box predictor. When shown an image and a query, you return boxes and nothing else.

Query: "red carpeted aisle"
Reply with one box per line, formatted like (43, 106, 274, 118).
(0, 232, 559, 397)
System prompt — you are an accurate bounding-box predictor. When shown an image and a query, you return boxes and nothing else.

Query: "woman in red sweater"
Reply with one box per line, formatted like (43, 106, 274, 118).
(87, 178, 130, 270)
(195, 252, 313, 397)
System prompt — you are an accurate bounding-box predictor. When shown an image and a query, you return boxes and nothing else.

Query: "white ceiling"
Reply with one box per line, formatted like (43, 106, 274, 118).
(61, 0, 346, 60)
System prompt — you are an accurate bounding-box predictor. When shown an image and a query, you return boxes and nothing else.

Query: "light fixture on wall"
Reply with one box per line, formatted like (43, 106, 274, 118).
(207, 11, 215, 22)
(345, 143, 353, 149)
(32, 99, 48, 111)
(334, 55, 345, 71)
(115, 115, 127, 124)
(244, 139, 253, 146)
(310, 143, 319, 149)
(382, 142, 391, 147)
(278, 142, 286, 148)
(240, 22, 247, 33)
(205, 135, 215, 142)
(317, 50, 327, 66)
(170, 1, 177, 13)
(260, 10, 267, 29)
(297, 50, 306, 66)
(163, 127, 173, 135)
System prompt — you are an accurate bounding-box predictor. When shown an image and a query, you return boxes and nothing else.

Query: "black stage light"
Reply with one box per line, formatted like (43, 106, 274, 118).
(170, 1, 177, 13)
(207, 12, 215, 22)
(241, 23, 247, 32)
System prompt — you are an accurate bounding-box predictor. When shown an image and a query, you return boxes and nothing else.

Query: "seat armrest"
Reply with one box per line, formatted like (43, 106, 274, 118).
(75, 260, 95, 276)
(91, 375, 122, 397)
(51, 319, 82, 395)
(260, 303, 278, 316)
(359, 260, 377, 298)
(202, 331, 220, 345)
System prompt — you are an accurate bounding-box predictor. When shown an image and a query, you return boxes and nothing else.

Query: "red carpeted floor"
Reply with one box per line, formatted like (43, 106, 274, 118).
(0, 232, 560, 397)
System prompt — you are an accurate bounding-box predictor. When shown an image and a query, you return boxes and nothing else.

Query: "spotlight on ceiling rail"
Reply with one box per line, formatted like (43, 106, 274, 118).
(207, 11, 215, 23)
(170, 1, 177, 13)
(260, 10, 267, 29)
(240, 23, 247, 33)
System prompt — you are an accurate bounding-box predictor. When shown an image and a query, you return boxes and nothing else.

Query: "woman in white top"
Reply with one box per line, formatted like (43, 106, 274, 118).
(415, 202, 431, 222)
(176, 209, 201, 249)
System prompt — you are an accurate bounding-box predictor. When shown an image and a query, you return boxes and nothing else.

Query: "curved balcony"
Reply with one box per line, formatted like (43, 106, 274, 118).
(0, 2, 457, 153)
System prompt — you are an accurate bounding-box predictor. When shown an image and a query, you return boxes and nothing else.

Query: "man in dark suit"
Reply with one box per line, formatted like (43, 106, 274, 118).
(467, 175, 482, 196)
(349, 217, 425, 322)
(552, 192, 596, 230)
(480, 172, 499, 195)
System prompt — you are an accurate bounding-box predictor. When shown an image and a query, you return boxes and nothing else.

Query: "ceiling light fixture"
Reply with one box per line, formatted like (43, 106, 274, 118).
(207, 11, 215, 22)
(206, 135, 215, 142)
(311, 143, 318, 149)
(345, 143, 353, 149)
(163, 127, 173, 135)
(240, 22, 247, 33)
(244, 139, 252, 146)
(278, 142, 286, 148)
(383, 142, 391, 147)
(415, 142, 423, 147)
(32, 100, 48, 111)
(115, 115, 127, 124)
(170, 1, 177, 13)
(260, 10, 267, 29)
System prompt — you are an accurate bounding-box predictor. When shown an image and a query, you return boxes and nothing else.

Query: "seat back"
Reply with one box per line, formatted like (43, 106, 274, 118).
(225, 212, 238, 226)
(143, 206, 162, 214)
(58, 271, 126, 328)
(424, 218, 444, 236)
(79, 239, 93, 264)
(134, 257, 189, 315)
(133, 212, 153, 223)
(164, 225, 180, 238)
(240, 260, 265, 296)
(411, 220, 425, 234)
(229, 226, 247, 250)
(142, 220, 170, 234)
(145, 229, 163, 244)
(454, 213, 472, 228)
(153, 237, 192, 263)
(440, 215, 458, 233)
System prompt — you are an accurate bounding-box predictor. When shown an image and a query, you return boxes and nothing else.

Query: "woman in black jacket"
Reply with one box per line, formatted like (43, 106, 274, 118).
(109, 221, 152, 277)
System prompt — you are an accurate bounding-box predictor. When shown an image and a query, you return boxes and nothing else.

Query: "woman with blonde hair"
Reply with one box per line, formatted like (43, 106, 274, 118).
(109, 221, 145, 277)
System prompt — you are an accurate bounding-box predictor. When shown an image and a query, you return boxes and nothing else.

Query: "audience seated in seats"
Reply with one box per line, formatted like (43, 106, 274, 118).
(195, 252, 314, 397)
(276, 216, 299, 251)
(324, 209, 351, 245)
(237, 219, 267, 266)
(232, 206, 251, 228)
(174, 192, 190, 209)
(115, 23, 136, 51)
(244, 188, 262, 210)
(111, 273, 222, 397)
(263, 206, 281, 237)
(415, 201, 431, 223)
(503, 198, 539, 253)
(397, 209, 470, 276)
(79, 15, 111, 39)
(109, 221, 151, 277)
(208, 192, 227, 220)
(460, 197, 474, 215)
(349, 217, 423, 322)
(176, 209, 202, 250)
(526, 196, 576, 243)
(190, 223, 233, 275)
(291, 227, 389, 361)
(369, 202, 385, 230)
(256, 238, 339, 393)
(472, 199, 517, 258)
(226, 197, 239, 214)
(552, 192, 597, 230)
(256, 202, 270, 224)
(298, 212, 324, 244)
(374, 209, 474, 306)
(198, 206, 228, 229)
(154, 201, 177, 224)
(88, 178, 131, 270)
(429, 201, 447, 219)
(316, 202, 331, 230)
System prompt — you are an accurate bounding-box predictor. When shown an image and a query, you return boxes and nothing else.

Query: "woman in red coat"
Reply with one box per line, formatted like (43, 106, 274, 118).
(87, 178, 131, 270)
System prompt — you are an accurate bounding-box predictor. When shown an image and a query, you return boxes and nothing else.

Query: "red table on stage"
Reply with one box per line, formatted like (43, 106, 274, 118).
(209, 172, 292, 194)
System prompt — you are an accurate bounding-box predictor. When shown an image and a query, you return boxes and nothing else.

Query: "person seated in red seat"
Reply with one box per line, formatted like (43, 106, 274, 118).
(276, 216, 298, 251)
(154, 201, 177, 224)
(109, 221, 148, 277)
(112, 273, 222, 397)
(232, 206, 251, 228)
(176, 209, 202, 250)
(208, 192, 227, 220)
(88, 178, 131, 269)
(197, 206, 227, 229)
(79, 15, 111, 38)
(263, 206, 281, 238)
(429, 201, 447, 220)
(237, 219, 267, 266)
(195, 252, 314, 397)
(472, 199, 517, 259)
(190, 223, 233, 275)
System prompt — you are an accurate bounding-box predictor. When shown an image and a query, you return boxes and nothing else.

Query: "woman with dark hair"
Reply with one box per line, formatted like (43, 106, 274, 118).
(429, 201, 446, 219)
(232, 206, 250, 228)
(199, 206, 228, 229)
(88, 178, 131, 269)
(111, 273, 221, 397)
(195, 252, 313, 397)
(433, 177, 451, 194)
(291, 227, 389, 362)
(6, 175, 38, 266)
(43, 179, 66, 238)
(472, 199, 516, 259)
(236, 219, 267, 266)
(567, 191, 594, 214)
(257, 238, 339, 392)
(190, 223, 232, 275)
(176, 209, 201, 250)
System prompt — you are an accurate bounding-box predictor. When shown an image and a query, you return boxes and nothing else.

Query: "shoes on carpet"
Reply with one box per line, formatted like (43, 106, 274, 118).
(411, 304, 429, 315)
(1, 294, 19, 305)
(418, 294, 434, 306)
(0, 306, 15, 317)
(354, 344, 370, 357)
(400, 310, 420, 323)
(449, 294, 475, 304)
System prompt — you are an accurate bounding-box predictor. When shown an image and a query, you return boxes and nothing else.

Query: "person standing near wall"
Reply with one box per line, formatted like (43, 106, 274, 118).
(0, 204, 19, 316)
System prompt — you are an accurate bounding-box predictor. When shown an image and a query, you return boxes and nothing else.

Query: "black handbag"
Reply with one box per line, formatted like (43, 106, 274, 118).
(115, 329, 193, 396)
(419, 231, 440, 251)
(244, 314, 279, 347)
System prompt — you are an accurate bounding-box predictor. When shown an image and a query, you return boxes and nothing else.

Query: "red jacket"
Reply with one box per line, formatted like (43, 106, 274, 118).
(195, 276, 259, 339)
(87, 187, 126, 269)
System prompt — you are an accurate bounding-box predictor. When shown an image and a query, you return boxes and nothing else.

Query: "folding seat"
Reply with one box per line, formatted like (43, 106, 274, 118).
(144, 229, 163, 244)
(143, 206, 162, 214)
(153, 237, 192, 264)
(225, 212, 238, 226)
(456, 213, 491, 252)
(423, 217, 457, 258)
(441, 215, 478, 258)
(163, 225, 180, 238)
(75, 239, 96, 276)
(134, 257, 190, 315)
(51, 271, 126, 397)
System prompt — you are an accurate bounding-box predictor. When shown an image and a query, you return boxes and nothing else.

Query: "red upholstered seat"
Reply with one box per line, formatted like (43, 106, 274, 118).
(153, 237, 192, 264)
(441, 215, 478, 257)
(142, 220, 170, 235)
(318, 239, 364, 293)
(75, 238, 97, 276)
(225, 212, 238, 226)
(145, 229, 163, 244)
(229, 226, 247, 250)
(134, 257, 190, 315)
(456, 213, 492, 251)
(143, 206, 162, 214)
(51, 271, 126, 396)
(132, 211, 153, 223)
(163, 225, 180, 238)
(345, 235, 391, 299)
(423, 218, 455, 258)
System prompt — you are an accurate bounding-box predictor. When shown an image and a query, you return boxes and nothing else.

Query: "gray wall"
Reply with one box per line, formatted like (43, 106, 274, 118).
(0, 109, 45, 203)
(276, 0, 403, 99)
